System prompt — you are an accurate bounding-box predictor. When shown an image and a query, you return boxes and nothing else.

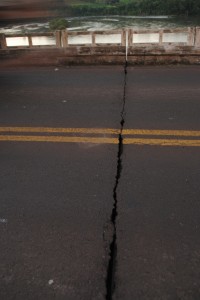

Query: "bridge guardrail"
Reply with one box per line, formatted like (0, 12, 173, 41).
(1, 27, 200, 49)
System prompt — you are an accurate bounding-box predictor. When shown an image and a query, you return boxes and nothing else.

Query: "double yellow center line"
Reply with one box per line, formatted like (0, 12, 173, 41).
(1, 127, 200, 147)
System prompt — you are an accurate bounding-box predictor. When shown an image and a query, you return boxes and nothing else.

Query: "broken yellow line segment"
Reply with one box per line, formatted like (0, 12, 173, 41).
(0, 127, 120, 135)
(1, 135, 200, 146)
(124, 138, 200, 147)
(1, 127, 200, 137)
(123, 129, 200, 137)
(0, 135, 119, 144)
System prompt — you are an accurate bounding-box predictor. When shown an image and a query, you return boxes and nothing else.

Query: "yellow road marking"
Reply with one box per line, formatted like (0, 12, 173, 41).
(123, 129, 200, 137)
(0, 127, 120, 135)
(124, 138, 200, 147)
(0, 135, 118, 144)
(0, 135, 200, 146)
(1, 127, 200, 146)
(1, 127, 200, 137)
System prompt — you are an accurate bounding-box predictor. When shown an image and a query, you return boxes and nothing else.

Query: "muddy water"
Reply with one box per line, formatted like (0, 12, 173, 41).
(1, 15, 200, 46)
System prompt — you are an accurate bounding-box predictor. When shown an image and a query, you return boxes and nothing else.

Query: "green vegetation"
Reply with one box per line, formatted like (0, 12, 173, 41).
(63, 0, 200, 16)
(70, 3, 118, 16)
(49, 18, 68, 30)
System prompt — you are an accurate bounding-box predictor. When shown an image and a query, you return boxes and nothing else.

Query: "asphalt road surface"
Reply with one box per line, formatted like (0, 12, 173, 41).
(0, 66, 200, 300)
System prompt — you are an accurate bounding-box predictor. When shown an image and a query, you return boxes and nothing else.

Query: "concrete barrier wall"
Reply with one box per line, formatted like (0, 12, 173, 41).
(0, 30, 126, 49)
(1, 28, 200, 66)
(1, 28, 200, 49)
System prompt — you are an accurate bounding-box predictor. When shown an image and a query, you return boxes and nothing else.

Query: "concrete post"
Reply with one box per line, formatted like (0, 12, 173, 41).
(92, 33, 96, 46)
(159, 30, 163, 45)
(55, 30, 62, 48)
(28, 35, 33, 47)
(128, 29, 133, 46)
(61, 30, 68, 48)
(194, 27, 200, 48)
(121, 30, 126, 46)
(0, 33, 7, 49)
(188, 27, 195, 46)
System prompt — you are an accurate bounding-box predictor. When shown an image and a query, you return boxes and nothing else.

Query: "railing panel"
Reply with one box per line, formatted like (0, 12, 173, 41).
(162, 32, 188, 43)
(133, 33, 159, 44)
(95, 33, 121, 45)
(68, 34, 92, 45)
(31, 36, 56, 46)
(2, 28, 200, 50)
(6, 36, 29, 47)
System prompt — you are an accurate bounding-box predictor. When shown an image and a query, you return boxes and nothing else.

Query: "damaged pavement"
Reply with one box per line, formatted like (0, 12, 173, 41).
(1, 65, 200, 300)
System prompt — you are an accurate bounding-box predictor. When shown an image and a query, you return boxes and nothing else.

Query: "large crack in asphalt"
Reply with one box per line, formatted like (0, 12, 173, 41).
(106, 61, 128, 300)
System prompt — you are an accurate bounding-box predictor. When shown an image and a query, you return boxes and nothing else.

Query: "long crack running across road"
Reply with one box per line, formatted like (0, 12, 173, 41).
(106, 61, 128, 300)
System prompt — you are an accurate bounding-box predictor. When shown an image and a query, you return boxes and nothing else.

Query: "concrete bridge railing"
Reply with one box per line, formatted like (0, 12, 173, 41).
(1, 27, 200, 50)
(1, 27, 200, 66)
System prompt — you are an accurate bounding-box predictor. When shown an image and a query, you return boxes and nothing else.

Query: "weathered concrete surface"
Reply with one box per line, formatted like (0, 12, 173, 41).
(0, 66, 124, 300)
(1, 45, 200, 67)
(0, 66, 124, 128)
(1, 66, 200, 300)
(123, 66, 200, 131)
(115, 66, 200, 300)
(116, 147, 200, 300)
(128, 46, 200, 65)
(0, 143, 116, 300)
(0, 47, 126, 67)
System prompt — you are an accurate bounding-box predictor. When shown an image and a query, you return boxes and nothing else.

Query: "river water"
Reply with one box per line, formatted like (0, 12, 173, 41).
(1, 15, 200, 34)
(1, 15, 200, 46)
